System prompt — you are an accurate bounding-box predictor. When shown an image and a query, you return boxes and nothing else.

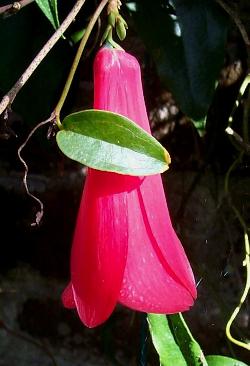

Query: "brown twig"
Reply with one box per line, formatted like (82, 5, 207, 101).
(17, 115, 54, 226)
(0, 0, 88, 117)
(17, 0, 109, 226)
(0, 0, 34, 15)
(215, 0, 250, 47)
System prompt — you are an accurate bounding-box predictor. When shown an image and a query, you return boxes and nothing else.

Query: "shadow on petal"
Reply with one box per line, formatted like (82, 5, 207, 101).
(118, 176, 196, 313)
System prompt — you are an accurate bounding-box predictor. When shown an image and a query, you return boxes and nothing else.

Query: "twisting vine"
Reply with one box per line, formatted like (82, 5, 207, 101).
(10, 0, 119, 225)
(17, 118, 52, 226)
(224, 73, 250, 351)
(54, 0, 110, 128)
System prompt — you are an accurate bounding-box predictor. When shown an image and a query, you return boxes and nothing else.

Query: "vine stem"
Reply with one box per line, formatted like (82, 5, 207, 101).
(228, 74, 250, 127)
(16, 0, 110, 224)
(0, 0, 88, 116)
(54, 0, 110, 127)
(225, 230, 250, 351)
(224, 74, 250, 351)
(224, 152, 250, 351)
(17, 117, 53, 226)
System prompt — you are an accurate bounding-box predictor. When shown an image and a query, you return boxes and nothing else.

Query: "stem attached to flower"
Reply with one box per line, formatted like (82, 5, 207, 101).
(100, 0, 127, 48)
(54, 0, 110, 128)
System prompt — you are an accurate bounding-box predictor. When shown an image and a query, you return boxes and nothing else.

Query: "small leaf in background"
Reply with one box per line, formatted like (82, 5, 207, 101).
(147, 314, 187, 366)
(35, 0, 59, 29)
(71, 28, 86, 44)
(133, 0, 229, 120)
(192, 116, 207, 137)
(56, 110, 171, 176)
(206, 355, 249, 366)
(168, 313, 208, 366)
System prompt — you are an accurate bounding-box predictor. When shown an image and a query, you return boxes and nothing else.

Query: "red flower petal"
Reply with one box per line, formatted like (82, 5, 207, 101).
(70, 170, 139, 327)
(61, 283, 75, 309)
(93, 48, 150, 133)
(94, 48, 196, 313)
(118, 174, 196, 313)
(62, 47, 196, 327)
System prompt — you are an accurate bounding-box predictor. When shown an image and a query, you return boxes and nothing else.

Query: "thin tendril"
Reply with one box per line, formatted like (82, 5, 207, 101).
(225, 231, 250, 351)
(17, 117, 54, 226)
(224, 73, 250, 351)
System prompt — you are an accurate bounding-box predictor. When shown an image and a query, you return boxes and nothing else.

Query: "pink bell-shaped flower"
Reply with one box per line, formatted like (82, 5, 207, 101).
(62, 47, 197, 328)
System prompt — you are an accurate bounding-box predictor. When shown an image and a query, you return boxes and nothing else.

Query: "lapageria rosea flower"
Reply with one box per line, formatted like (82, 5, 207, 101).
(62, 47, 197, 327)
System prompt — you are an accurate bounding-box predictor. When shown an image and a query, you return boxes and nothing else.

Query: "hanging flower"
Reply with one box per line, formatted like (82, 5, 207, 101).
(62, 47, 197, 328)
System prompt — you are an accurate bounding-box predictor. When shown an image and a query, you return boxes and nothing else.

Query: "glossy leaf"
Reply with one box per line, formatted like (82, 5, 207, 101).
(148, 314, 187, 366)
(168, 313, 207, 366)
(206, 355, 248, 366)
(35, 0, 59, 29)
(134, 0, 228, 120)
(56, 110, 171, 176)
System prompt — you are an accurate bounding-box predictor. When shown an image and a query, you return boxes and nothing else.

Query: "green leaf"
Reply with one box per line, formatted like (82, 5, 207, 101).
(71, 28, 86, 44)
(56, 110, 170, 175)
(35, 0, 59, 29)
(168, 314, 208, 366)
(206, 355, 249, 366)
(147, 314, 187, 366)
(134, 0, 228, 120)
(192, 116, 207, 137)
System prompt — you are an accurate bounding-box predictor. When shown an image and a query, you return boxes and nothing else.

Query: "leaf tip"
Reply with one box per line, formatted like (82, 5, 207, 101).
(164, 149, 171, 165)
